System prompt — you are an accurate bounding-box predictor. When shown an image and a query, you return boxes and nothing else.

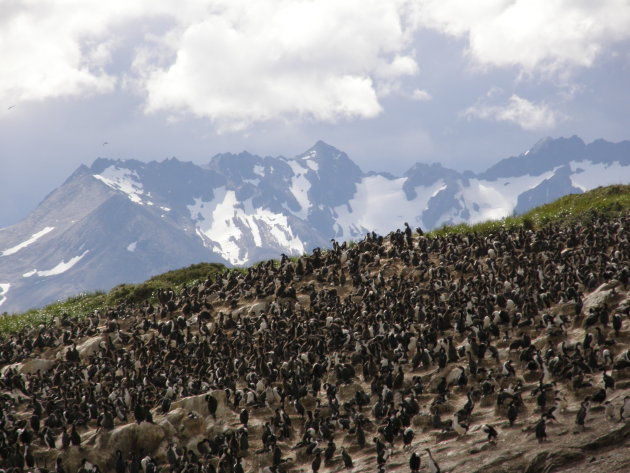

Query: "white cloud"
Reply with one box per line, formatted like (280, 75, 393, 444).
(464, 93, 562, 131)
(0, 2, 160, 106)
(141, 0, 420, 130)
(411, 89, 431, 101)
(0, 0, 420, 128)
(2, 0, 628, 127)
(416, 0, 630, 75)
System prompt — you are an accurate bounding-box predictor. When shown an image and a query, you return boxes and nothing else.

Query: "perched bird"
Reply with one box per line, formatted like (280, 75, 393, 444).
(576, 400, 589, 430)
(482, 424, 498, 442)
(240, 408, 249, 427)
(324, 439, 336, 462)
(311, 451, 322, 473)
(452, 414, 468, 436)
(507, 402, 518, 427)
(206, 394, 218, 419)
(409, 452, 421, 472)
(502, 360, 516, 377)
(56, 457, 66, 473)
(591, 388, 606, 404)
(535, 417, 547, 443)
(403, 427, 414, 447)
(272, 445, 282, 466)
(116, 450, 126, 473)
(603, 371, 615, 390)
(70, 424, 81, 446)
(341, 447, 353, 468)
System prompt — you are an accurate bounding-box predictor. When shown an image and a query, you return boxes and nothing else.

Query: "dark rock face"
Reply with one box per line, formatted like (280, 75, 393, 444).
(524, 450, 585, 473)
(514, 165, 584, 214)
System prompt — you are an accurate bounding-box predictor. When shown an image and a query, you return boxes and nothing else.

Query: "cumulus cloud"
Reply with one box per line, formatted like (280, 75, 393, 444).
(416, 0, 630, 74)
(0, 2, 116, 104)
(0, 0, 420, 128)
(464, 93, 562, 131)
(2, 0, 629, 127)
(411, 89, 431, 101)
(140, 0, 420, 130)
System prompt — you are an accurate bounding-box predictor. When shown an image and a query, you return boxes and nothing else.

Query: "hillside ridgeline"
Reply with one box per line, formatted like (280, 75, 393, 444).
(0, 187, 630, 472)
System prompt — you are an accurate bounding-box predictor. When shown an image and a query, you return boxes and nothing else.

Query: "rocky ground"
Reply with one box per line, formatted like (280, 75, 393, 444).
(2, 219, 630, 473)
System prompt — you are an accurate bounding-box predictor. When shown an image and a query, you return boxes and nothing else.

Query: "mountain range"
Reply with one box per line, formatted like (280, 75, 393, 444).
(2, 135, 630, 313)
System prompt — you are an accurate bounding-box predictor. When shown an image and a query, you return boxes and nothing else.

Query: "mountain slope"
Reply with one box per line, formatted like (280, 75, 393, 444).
(1, 200, 630, 473)
(2, 136, 630, 313)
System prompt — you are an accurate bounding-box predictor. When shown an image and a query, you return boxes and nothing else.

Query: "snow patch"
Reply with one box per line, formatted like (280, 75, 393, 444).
(0, 283, 10, 307)
(253, 164, 265, 176)
(286, 160, 312, 219)
(305, 160, 319, 171)
(300, 151, 320, 171)
(333, 176, 446, 239)
(445, 171, 558, 227)
(569, 160, 630, 192)
(22, 251, 89, 278)
(188, 187, 305, 265)
(127, 241, 137, 252)
(93, 166, 144, 204)
(1, 226, 55, 256)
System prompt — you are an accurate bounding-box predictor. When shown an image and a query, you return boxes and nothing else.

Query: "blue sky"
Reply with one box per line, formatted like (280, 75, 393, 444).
(1, 0, 630, 227)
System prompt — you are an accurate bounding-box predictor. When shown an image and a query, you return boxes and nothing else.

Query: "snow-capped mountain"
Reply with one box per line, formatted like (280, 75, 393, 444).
(1, 136, 630, 313)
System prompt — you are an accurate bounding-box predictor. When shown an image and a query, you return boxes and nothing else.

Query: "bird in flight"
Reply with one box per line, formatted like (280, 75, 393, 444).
(102, 141, 108, 146)
(7, 105, 15, 110)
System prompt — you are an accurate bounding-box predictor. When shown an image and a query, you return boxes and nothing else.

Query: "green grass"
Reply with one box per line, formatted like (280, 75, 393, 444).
(0, 262, 227, 337)
(2, 185, 630, 337)
(0, 291, 108, 337)
(428, 184, 630, 238)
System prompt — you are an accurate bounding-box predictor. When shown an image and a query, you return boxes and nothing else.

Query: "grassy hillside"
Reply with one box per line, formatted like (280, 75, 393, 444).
(2, 184, 629, 336)
(429, 184, 630, 237)
(0, 262, 225, 336)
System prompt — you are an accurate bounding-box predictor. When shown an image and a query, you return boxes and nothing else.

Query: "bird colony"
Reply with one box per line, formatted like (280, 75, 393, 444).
(1, 216, 630, 473)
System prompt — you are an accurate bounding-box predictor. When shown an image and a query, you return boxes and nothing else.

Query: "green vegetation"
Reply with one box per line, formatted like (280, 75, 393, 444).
(0, 262, 226, 337)
(428, 185, 630, 238)
(2, 185, 630, 337)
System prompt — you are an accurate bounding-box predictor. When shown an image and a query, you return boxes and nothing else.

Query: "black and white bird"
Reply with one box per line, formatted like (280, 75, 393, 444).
(311, 451, 322, 473)
(409, 452, 421, 473)
(452, 413, 468, 436)
(482, 424, 498, 442)
(603, 371, 615, 390)
(507, 402, 518, 427)
(576, 399, 589, 430)
(402, 427, 414, 447)
(502, 360, 516, 377)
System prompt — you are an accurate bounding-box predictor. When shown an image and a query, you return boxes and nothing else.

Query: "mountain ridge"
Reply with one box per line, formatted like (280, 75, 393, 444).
(2, 136, 630, 313)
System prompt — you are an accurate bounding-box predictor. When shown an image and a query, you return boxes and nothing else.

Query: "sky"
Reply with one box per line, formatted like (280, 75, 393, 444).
(1, 0, 630, 227)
